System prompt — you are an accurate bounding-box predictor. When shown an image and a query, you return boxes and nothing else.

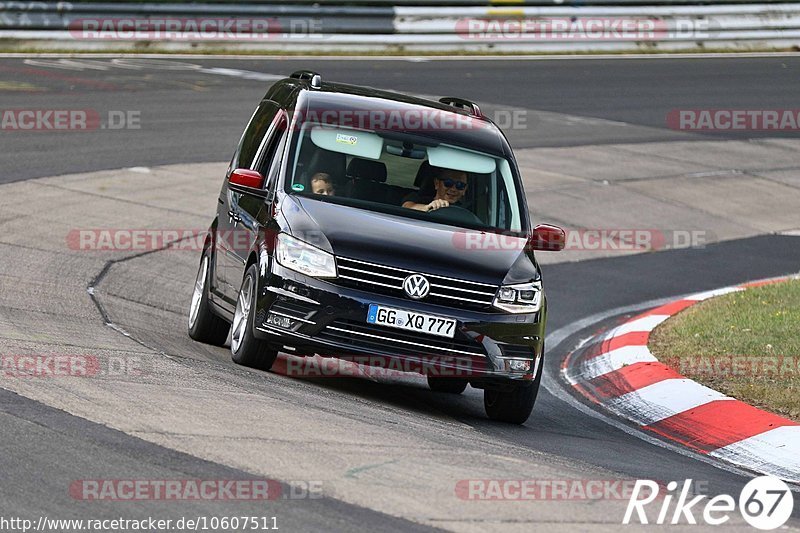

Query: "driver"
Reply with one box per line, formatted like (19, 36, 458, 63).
(402, 168, 468, 212)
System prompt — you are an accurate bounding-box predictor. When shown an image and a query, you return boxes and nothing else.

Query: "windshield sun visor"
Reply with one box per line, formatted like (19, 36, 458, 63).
(427, 145, 497, 174)
(310, 126, 384, 160)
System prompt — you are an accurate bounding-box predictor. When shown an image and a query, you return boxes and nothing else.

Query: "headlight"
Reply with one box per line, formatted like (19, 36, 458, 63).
(275, 233, 337, 279)
(493, 280, 542, 313)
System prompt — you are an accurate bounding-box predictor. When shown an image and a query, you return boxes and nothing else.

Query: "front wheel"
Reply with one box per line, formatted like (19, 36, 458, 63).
(483, 383, 538, 424)
(484, 352, 543, 424)
(230, 264, 278, 370)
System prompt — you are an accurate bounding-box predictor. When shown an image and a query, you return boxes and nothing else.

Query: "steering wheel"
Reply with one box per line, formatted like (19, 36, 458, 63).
(426, 204, 484, 225)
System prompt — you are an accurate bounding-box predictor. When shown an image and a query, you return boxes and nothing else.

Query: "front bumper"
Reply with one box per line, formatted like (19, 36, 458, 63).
(253, 262, 546, 385)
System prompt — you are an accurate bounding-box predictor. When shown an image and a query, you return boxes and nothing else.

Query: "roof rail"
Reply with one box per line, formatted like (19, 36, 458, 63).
(290, 70, 322, 89)
(439, 97, 482, 118)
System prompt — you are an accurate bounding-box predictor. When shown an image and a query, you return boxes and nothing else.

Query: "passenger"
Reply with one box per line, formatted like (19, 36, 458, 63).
(402, 169, 468, 212)
(310, 172, 335, 196)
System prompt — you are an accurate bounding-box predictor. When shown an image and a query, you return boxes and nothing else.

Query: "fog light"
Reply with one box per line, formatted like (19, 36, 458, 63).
(504, 359, 532, 372)
(266, 313, 295, 329)
(283, 281, 311, 298)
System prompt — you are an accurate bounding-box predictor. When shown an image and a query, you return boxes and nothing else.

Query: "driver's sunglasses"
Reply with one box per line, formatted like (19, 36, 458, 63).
(442, 179, 467, 190)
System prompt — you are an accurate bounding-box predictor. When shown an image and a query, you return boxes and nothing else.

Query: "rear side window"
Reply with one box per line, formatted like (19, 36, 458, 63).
(230, 101, 280, 170)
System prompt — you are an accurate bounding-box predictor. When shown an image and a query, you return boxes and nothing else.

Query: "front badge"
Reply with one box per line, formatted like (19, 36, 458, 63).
(403, 274, 430, 300)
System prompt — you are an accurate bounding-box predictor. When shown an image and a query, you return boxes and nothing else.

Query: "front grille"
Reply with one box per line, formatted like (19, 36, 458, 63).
(334, 256, 498, 311)
(317, 319, 487, 358)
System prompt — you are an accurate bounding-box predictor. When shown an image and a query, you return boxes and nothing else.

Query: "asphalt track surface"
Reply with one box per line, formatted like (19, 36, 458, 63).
(1, 56, 800, 530)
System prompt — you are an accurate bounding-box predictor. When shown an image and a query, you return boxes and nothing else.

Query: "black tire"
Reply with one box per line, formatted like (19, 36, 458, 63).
(230, 264, 278, 371)
(483, 351, 544, 424)
(427, 376, 468, 394)
(188, 247, 230, 346)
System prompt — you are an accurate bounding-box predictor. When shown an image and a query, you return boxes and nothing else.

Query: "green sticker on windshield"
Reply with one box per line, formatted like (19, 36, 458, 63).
(292, 183, 305, 192)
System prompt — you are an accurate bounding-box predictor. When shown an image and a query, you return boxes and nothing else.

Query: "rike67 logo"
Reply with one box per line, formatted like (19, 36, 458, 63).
(624, 476, 794, 530)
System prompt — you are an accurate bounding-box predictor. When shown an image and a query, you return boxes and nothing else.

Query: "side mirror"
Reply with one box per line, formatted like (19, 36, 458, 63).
(529, 224, 565, 252)
(230, 168, 265, 189)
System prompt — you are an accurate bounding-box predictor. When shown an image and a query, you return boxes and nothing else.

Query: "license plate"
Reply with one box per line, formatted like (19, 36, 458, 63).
(366, 304, 457, 338)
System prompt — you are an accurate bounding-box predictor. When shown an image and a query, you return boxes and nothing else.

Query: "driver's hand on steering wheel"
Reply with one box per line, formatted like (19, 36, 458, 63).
(426, 199, 450, 212)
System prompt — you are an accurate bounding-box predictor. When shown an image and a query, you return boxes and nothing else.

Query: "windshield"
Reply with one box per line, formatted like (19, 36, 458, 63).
(285, 122, 526, 233)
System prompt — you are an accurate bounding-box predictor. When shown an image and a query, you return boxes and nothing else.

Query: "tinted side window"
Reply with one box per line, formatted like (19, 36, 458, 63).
(263, 136, 288, 199)
(255, 114, 288, 177)
(230, 101, 280, 170)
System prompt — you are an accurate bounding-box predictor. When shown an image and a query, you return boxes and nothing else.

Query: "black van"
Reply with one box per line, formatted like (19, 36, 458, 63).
(188, 71, 564, 424)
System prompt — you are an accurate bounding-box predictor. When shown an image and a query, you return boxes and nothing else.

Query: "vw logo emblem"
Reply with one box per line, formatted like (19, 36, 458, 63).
(403, 274, 430, 300)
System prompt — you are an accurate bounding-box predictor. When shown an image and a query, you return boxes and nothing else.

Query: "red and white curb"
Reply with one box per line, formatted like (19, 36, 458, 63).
(563, 275, 800, 483)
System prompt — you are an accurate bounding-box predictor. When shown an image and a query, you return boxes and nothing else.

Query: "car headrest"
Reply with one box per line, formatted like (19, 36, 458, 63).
(413, 160, 437, 188)
(414, 160, 443, 195)
(297, 148, 347, 186)
(346, 158, 387, 183)
(308, 148, 347, 183)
